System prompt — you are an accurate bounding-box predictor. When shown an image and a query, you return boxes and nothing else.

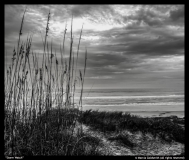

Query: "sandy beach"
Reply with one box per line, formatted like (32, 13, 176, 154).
(83, 104, 184, 118)
(125, 111, 184, 118)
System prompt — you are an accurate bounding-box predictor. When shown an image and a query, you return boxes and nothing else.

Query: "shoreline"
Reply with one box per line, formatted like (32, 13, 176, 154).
(82, 104, 184, 118)
(124, 111, 184, 118)
(82, 110, 185, 118)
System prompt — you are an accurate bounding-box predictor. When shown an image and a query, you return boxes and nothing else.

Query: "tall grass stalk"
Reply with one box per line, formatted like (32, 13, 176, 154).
(4, 9, 92, 156)
(65, 15, 72, 107)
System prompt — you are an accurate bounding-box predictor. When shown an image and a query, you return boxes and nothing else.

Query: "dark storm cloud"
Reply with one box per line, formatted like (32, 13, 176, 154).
(70, 5, 121, 24)
(124, 38, 184, 56)
(169, 5, 184, 21)
(5, 5, 49, 54)
(77, 51, 147, 78)
(5, 5, 25, 37)
(85, 52, 127, 68)
(118, 5, 184, 28)
(78, 25, 184, 58)
(122, 7, 164, 27)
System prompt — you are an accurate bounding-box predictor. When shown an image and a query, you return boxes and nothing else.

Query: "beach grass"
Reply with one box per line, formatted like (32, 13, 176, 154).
(4, 8, 101, 156)
(5, 108, 103, 156)
(4, 107, 185, 155)
(80, 110, 185, 144)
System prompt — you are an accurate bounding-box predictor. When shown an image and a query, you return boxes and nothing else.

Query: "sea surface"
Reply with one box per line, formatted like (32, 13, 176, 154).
(10, 88, 184, 117)
(73, 88, 184, 117)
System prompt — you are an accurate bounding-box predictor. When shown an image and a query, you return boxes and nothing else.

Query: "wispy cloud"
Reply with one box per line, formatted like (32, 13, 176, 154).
(86, 76, 113, 79)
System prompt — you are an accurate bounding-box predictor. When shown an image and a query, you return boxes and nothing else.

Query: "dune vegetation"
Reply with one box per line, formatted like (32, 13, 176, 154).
(4, 8, 95, 156)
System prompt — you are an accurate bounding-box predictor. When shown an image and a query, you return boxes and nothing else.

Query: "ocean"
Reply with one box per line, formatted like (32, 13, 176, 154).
(10, 88, 184, 118)
(73, 88, 184, 117)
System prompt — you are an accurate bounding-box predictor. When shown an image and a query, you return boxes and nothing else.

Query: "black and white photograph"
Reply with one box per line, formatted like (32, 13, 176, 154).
(4, 4, 184, 156)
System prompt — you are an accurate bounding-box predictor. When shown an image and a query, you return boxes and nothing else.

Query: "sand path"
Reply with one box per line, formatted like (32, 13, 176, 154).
(78, 123, 184, 156)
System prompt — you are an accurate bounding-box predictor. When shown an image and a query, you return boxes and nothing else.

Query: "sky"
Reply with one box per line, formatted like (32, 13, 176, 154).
(5, 5, 184, 90)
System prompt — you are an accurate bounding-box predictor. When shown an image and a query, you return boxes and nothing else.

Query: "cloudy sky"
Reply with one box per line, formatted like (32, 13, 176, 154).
(5, 5, 184, 90)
